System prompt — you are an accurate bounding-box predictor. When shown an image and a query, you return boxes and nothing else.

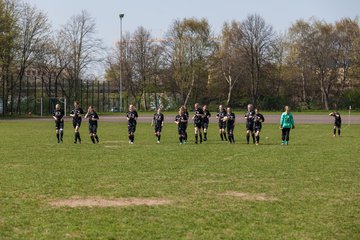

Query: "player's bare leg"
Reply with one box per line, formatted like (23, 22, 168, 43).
(255, 131, 260, 145)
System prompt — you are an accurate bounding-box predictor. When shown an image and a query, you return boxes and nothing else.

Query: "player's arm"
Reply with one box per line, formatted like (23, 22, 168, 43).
(52, 115, 58, 121)
(290, 114, 295, 129)
(84, 112, 89, 119)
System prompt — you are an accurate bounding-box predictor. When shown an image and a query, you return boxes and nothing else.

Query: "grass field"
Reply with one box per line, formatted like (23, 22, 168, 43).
(0, 120, 359, 239)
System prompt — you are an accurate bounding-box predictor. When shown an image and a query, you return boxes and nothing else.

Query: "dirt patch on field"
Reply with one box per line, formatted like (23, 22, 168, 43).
(221, 191, 278, 201)
(49, 197, 172, 208)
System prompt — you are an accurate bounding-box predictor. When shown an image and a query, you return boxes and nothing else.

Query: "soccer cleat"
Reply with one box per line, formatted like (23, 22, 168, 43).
(157, 141, 160, 144)
(61, 138, 63, 143)
(195, 141, 198, 144)
(130, 142, 134, 145)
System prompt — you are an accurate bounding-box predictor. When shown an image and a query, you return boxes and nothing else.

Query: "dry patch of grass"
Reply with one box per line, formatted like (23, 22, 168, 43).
(49, 197, 172, 208)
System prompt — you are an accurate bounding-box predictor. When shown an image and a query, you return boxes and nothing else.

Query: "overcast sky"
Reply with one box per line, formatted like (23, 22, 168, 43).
(26, 0, 359, 49)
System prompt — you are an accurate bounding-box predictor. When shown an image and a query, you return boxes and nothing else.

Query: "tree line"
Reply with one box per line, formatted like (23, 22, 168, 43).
(106, 16, 360, 111)
(1, 0, 359, 115)
(0, 0, 103, 115)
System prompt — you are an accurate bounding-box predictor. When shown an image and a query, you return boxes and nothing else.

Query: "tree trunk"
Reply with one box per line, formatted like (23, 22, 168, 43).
(184, 70, 195, 106)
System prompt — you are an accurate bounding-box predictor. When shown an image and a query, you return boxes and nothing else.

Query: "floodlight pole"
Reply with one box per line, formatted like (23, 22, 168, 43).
(119, 13, 124, 112)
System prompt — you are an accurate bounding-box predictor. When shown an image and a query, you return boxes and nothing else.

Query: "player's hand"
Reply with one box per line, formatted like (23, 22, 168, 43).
(292, 125, 295, 129)
(279, 126, 282, 129)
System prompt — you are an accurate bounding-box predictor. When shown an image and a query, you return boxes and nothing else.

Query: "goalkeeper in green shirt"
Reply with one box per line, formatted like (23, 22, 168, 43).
(280, 106, 295, 145)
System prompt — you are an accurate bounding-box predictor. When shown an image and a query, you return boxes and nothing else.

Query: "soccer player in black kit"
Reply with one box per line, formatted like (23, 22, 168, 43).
(127, 104, 138, 144)
(175, 107, 188, 144)
(216, 105, 228, 141)
(70, 101, 84, 144)
(85, 106, 99, 144)
(202, 105, 211, 141)
(244, 104, 256, 144)
(225, 107, 236, 144)
(192, 103, 204, 144)
(329, 111, 341, 137)
(182, 105, 189, 143)
(253, 108, 265, 145)
(151, 107, 164, 143)
(52, 104, 64, 143)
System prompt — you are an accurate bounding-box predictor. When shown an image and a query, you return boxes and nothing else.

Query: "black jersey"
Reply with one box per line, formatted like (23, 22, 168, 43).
(175, 114, 188, 129)
(53, 109, 64, 121)
(153, 113, 164, 126)
(193, 108, 204, 124)
(127, 111, 138, 125)
(203, 110, 211, 123)
(70, 107, 84, 120)
(253, 113, 265, 129)
(226, 113, 235, 126)
(331, 112, 341, 125)
(216, 109, 227, 123)
(87, 112, 99, 126)
(244, 110, 256, 125)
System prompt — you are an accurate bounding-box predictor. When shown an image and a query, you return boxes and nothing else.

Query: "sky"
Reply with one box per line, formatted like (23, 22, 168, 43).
(26, 0, 359, 49)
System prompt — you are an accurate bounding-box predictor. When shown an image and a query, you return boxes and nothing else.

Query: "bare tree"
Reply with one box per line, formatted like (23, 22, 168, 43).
(239, 14, 275, 105)
(59, 10, 103, 102)
(16, 1, 50, 113)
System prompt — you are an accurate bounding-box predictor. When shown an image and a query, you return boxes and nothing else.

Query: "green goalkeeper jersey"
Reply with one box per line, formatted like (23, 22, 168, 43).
(280, 112, 295, 128)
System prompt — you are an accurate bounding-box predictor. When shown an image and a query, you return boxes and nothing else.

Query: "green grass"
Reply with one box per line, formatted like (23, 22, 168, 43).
(0, 120, 359, 239)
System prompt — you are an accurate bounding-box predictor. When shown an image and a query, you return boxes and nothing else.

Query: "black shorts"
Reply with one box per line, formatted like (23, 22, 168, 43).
(254, 127, 262, 132)
(89, 124, 97, 134)
(202, 122, 209, 129)
(335, 122, 341, 128)
(246, 123, 254, 131)
(178, 127, 186, 135)
(194, 122, 202, 129)
(227, 125, 235, 134)
(154, 125, 162, 133)
(128, 124, 136, 134)
(55, 120, 64, 130)
(73, 119, 82, 128)
(218, 121, 226, 129)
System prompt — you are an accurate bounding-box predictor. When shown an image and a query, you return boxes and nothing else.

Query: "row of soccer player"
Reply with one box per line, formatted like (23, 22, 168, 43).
(52, 101, 342, 145)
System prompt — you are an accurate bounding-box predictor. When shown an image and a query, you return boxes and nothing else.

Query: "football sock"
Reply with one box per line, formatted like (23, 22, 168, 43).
(224, 133, 228, 141)
(204, 132, 207, 140)
(90, 136, 95, 144)
(60, 131, 63, 140)
(232, 135, 235, 143)
(195, 134, 198, 143)
(252, 133, 255, 143)
(158, 135, 161, 141)
(256, 135, 260, 143)
(95, 135, 99, 143)
(56, 133, 59, 142)
(220, 133, 224, 141)
(78, 133, 81, 143)
(185, 132, 188, 141)
(333, 129, 336, 135)
(246, 135, 250, 144)
(229, 134, 232, 143)
(179, 136, 183, 143)
(338, 129, 341, 136)
(200, 133, 202, 142)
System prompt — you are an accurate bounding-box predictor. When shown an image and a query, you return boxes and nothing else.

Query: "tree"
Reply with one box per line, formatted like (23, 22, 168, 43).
(239, 14, 275, 105)
(59, 10, 103, 103)
(16, 1, 50, 113)
(214, 21, 243, 105)
(164, 18, 215, 106)
(0, 0, 18, 114)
